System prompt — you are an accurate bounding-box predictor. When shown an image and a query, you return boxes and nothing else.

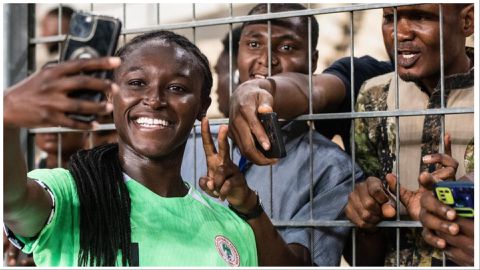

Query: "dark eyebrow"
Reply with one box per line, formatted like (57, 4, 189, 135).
(241, 31, 264, 38)
(275, 33, 301, 42)
(242, 31, 301, 42)
(123, 66, 144, 73)
(397, 7, 439, 19)
(120, 64, 193, 79)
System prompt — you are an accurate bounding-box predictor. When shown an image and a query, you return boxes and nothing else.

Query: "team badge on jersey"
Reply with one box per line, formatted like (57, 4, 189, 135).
(215, 235, 240, 266)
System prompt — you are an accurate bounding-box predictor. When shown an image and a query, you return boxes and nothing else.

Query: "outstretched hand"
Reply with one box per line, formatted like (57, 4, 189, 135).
(228, 79, 277, 165)
(199, 117, 255, 210)
(345, 176, 397, 229)
(385, 134, 459, 220)
(4, 57, 121, 130)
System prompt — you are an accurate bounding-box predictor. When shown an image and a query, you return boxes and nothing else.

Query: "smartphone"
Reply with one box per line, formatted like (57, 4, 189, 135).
(434, 181, 474, 218)
(254, 112, 286, 158)
(60, 11, 122, 122)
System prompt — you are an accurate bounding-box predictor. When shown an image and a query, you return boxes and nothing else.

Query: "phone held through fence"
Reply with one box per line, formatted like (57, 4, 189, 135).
(254, 112, 286, 159)
(60, 11, 122, 122)
(434, 181, 474, 218)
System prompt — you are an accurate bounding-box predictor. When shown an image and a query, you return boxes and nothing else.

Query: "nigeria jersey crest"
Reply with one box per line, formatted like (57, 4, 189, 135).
(214, 235, 240, 266)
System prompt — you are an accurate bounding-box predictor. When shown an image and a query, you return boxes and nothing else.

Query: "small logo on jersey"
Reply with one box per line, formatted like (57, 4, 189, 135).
(215, 235, 240, 266)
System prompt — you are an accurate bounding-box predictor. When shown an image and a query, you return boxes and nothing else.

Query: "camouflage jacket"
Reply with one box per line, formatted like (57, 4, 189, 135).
(354, 48, 474, 266)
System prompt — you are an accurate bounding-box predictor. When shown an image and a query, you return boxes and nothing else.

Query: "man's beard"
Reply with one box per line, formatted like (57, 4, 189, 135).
(398, 71, 427, 90)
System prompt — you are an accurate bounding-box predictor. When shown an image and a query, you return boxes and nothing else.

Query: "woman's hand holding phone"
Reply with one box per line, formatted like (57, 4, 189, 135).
(4, 57, 120, 130)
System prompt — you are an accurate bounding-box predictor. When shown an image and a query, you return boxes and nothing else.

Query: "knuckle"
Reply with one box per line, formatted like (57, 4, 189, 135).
(360, 210, 372, 221)
(418, 209, 426, 222)
(348, 193, 355, 203)
(39, 82, 52, 92)
(446, 167, 456, 177)
(370, 185, 383, 196)
(77, 76, 90, 86)
(41, 68, 54, 78)
(364, 198, 376, 209)
(243, 144, 257, 156)
(38, 109, 50, 123)
(248, 119, 259, 130)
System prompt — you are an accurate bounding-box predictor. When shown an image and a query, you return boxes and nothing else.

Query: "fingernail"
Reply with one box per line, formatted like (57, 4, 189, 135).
(448, 224, 459, 235)
(109, 57, 121, 66)
(106, 102, 114, 112)
(436, 239, 445, 248)
(262, 142, 270, 150)
(422, 155, 431, 162)
(111, 83, 120, 93)
(446, 209, 456, 220)
(91, 121, 100, 130)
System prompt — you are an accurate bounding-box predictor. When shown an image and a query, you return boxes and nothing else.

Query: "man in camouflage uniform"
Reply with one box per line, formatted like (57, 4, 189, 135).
(344, 4, 474, 266)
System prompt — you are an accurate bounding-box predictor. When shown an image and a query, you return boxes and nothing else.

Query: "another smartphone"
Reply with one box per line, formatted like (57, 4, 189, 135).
(434, 181, 474, 218)
(60, 11, 122, 122)
(254, 112, 286, 158)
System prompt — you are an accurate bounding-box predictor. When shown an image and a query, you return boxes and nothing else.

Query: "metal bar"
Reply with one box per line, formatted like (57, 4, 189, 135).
(192, 3, 196, 43)
(123, 4, 127, 45)
(193, 128, 198, 189)
(56, 4, 63, 59)
(287, 108, 474, 121)
(57, 132, 62, 167)
(349, 9, 356, 267)
(28, 107, 474, 134)
(228, 4, 234, 159)
(267, 3, 273, 218)
(228, 4, 233, 107)
(157, 3, 160, 24)
(439, 3, 446, 154)
(29, 3, 421, 44)
(272, 220, 423, 228)
(439, 4, 445, 110)
(307, 7, 315, 263)
(192, 3, 197, 189)
(53, 0, 64, 164)
(25, 4, 37, 172)
(439, 4, 446, 266)
(27, 133, 36, 171)
(393, 7, 400, 267)
(30, 124, 117, 134)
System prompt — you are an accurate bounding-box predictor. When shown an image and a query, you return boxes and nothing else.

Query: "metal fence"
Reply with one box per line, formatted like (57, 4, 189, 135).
(4, 3, 475, 267)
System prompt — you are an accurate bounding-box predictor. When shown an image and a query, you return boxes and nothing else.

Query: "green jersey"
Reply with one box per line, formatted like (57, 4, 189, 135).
(14, 168, 257, 266)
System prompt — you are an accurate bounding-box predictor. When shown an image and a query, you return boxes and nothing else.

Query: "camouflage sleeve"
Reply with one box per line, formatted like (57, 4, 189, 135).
(354, 83, 384, 179)
(464, 138, 474, 174)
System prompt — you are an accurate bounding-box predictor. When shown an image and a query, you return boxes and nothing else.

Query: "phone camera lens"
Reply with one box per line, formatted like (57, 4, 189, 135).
(70, 13, 93, 38)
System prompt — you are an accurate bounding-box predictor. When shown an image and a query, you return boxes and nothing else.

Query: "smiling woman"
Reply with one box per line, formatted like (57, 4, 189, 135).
(3, 30, 261, 267)
(112, 33, 210, 160)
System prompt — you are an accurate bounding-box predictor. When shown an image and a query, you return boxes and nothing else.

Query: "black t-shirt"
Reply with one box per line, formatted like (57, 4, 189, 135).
(315, 55, 393, 154)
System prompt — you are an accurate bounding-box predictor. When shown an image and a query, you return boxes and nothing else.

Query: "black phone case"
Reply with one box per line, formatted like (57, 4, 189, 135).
(61, 12, 122, 122)
(255, 112, 286, 158)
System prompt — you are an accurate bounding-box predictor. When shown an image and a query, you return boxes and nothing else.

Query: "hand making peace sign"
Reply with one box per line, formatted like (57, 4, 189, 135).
(199, 117, 256, 212)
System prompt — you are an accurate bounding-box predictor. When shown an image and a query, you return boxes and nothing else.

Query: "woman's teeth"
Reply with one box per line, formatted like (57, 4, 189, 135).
(135, 117, 170, 127)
